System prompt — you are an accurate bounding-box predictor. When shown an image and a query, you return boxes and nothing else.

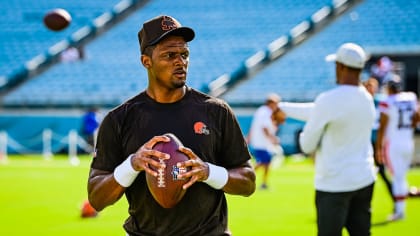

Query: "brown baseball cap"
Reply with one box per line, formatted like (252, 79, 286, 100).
(138, 15, 195, 54)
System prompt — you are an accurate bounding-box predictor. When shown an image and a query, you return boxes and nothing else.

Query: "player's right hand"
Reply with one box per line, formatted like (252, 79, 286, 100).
(131, 135, 170, 176)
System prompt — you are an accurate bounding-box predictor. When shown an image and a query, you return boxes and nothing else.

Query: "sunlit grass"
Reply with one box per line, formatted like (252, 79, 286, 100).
(1, 155, 419, 235)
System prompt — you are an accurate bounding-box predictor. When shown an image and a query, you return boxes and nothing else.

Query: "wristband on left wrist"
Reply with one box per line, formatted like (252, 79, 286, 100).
(203, 162, 228, 189)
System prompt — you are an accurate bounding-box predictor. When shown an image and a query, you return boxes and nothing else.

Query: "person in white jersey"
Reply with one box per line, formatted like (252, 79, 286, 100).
(376, 74, 420, 221)
(299, 43, 377, 236)
(248, 93, 281, 189)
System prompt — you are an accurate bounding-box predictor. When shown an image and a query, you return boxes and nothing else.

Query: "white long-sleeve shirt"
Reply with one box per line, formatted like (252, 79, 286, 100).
(278, 102, 314, 121)
(300, 85, 377, 192)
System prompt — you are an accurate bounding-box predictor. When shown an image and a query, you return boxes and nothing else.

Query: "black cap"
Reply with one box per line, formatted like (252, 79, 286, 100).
(138, 15, 195, 54)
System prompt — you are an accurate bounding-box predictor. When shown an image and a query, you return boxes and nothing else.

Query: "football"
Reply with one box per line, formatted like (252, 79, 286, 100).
(43, 8, 72, 31)
(146, 133, 190, 208)
(80, 200, 98, 218)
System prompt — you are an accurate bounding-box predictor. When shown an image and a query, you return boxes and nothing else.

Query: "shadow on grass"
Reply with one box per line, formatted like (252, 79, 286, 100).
(372, 220, 391, 227)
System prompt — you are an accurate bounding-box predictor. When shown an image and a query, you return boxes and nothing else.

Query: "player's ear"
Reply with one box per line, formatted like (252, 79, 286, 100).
(141, 55, 151, 68)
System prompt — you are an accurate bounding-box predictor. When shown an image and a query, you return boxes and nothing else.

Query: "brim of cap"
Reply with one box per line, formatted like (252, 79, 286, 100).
(149, 27, 195, 46)
(325, 54, 336, 62)
(325, 53, 364, 69)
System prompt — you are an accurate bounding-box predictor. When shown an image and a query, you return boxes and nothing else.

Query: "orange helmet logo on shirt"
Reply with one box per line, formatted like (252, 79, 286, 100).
(194, 121, 210, 135)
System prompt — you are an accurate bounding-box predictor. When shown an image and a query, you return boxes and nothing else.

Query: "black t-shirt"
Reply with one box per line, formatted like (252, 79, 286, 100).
(91, 87, 251, 236)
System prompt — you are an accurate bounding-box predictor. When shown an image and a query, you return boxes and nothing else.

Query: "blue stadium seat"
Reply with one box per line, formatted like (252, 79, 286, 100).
(1, 0, 332, 107)
(221, 0, 420, 104)
(0, 0, 120, 94)
(1, 0, 419, 106)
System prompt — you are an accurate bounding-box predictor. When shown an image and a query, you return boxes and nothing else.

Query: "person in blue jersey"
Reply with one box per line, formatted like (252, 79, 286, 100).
(81, 107, 101, 149)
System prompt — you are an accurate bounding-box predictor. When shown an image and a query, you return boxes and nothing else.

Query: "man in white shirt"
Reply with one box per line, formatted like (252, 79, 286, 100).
(299, 43, 377, 236)
(376, 75, 420, 221)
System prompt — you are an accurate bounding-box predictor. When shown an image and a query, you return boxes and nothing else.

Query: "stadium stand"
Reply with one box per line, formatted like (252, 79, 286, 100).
(0, 0, 125, 93)
(221, 0, 420, 105)
(1, 0, 332, 107)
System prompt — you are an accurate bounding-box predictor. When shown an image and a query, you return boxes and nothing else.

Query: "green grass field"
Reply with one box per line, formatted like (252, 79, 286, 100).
(1, 155, 419, 235)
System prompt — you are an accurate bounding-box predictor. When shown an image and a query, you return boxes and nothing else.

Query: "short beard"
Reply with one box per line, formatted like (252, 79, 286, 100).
(172, 80, 186, 89)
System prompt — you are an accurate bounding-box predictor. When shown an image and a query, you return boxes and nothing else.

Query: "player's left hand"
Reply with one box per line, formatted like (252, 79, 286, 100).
(176, 146, 210, 190)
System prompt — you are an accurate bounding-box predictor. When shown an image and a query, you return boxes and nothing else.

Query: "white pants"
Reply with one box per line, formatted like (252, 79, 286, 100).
(387, 140, 414, 197)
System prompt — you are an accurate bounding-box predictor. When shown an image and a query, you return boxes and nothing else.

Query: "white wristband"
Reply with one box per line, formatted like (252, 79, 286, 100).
(203, 162, 228, 189)
(114, 154, 140, 187)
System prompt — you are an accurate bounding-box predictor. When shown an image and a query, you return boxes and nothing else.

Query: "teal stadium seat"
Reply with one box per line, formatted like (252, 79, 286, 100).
(221, 0, 420, 104)
(1, 0, 332, 107)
